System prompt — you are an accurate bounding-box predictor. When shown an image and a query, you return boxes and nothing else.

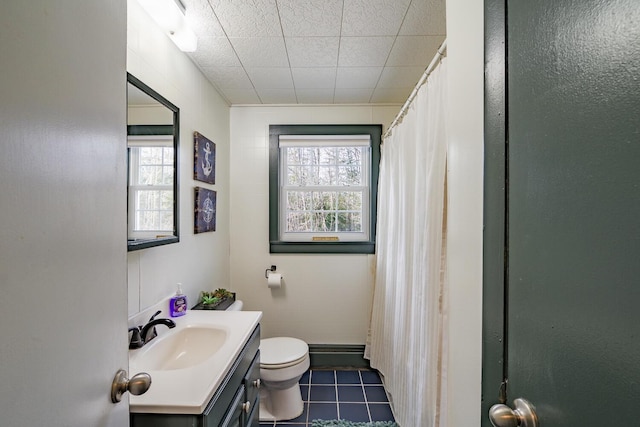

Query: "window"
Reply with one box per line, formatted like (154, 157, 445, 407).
(128, 136, 175, 239)
(280, 136, 370, 241)
(269, 124, 382, 254)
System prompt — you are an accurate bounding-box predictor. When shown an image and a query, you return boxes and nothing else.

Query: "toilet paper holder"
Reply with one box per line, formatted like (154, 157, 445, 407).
(265, 265, 277, 278)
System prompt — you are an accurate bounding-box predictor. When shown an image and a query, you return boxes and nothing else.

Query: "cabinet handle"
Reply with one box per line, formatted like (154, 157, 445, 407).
(252, 379, 261, 389)
(242, 401, 251, 414)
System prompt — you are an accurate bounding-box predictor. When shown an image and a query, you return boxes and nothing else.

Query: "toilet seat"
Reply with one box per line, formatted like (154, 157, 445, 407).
(260, 337, 309, 369)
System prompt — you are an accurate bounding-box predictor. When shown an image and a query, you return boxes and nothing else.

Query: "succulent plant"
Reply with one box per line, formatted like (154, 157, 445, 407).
(200, 291, 221, 306)
(199, 288, 232, 306)
(213, 288, 233, 299)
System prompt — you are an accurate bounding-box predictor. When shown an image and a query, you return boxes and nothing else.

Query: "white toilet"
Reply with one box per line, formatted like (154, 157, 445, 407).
(227, 301, 310, 421)
(259, 336, 310, 421)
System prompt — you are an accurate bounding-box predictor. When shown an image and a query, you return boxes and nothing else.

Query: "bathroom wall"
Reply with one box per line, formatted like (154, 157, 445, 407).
(127, 0, 231, 316)
(445, 0, 485, 424)
(229, 105, 398, 344)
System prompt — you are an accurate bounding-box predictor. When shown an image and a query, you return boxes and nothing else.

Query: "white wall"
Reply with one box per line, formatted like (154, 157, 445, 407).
(229, 105, 397, 343)
(445, 0, 485, 425)
(127, 0, 231, 316)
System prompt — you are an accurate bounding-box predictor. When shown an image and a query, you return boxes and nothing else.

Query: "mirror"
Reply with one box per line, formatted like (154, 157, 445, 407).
(127, 73, 179, 251)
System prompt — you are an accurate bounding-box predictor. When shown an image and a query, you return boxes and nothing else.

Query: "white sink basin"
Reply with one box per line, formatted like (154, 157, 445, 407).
(134, 325, 228, 371)
(129, 310, 262, 415)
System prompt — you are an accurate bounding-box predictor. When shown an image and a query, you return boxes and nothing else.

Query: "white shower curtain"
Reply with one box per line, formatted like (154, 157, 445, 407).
(366, 59, 448, 427)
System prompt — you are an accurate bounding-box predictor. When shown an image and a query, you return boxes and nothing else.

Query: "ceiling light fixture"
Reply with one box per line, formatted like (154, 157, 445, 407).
(137, 0, 198, 52)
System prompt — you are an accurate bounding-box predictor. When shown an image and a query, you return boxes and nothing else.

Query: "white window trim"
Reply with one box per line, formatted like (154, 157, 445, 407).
(278, 135, 371, 242)
(127, 135, 174, 239)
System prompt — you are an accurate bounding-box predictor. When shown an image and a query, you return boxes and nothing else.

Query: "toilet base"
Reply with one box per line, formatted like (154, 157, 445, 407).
(258, 383, 304, 421)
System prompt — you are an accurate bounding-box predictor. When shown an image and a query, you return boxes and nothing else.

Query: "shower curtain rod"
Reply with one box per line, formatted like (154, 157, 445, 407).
(383, 39, 447, 140)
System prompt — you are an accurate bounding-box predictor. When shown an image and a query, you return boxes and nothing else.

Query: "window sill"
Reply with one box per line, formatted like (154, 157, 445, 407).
(127, 236, 179, 251)
(269, 241, 375, 254)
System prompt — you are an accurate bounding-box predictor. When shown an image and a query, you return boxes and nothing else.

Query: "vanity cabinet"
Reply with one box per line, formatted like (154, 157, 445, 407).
(131, 325, 260, 427)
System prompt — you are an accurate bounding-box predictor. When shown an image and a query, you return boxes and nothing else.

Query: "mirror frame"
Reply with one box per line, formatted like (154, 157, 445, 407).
(127, 73, 180, 251)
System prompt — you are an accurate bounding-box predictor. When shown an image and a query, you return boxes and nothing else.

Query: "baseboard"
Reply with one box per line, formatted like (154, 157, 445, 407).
(308, 344, 370, 369)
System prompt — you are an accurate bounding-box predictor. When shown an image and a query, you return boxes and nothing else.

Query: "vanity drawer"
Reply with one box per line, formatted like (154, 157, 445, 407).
(245, 402, 259, 427)
(218, 386, 245, 427)
(243, 351, 260, 409)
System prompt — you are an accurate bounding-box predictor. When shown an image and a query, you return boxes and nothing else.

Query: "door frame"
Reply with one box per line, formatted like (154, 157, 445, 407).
(482, 0, 508, 424)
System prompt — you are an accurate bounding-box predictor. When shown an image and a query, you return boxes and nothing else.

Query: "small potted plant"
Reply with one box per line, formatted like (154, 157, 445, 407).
(213, 287, 233, 300)
(201, 292, 221, 307)
(193, 288, 236, 310)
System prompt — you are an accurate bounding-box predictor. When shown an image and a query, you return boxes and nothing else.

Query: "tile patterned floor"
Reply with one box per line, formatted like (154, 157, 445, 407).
(259, 369, 395, 427)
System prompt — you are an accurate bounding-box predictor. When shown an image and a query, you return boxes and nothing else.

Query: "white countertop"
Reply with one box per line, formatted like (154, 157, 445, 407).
(129, 310, 262, 414)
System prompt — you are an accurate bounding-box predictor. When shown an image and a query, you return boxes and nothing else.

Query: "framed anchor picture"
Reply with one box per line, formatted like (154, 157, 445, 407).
(194, 187, 216, 234)
(194, 131, 215, 184)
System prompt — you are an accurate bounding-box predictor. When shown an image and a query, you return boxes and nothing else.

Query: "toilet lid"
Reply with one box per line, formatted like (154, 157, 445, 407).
(260, 337, 308, 366)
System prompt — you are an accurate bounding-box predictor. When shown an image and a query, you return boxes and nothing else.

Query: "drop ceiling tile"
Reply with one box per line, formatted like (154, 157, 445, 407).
(335, 67, 383, 88)
(245, 67, 294, 89)
(229, 37, 289, 67)
(178, 0, 447, 105)
(296, 89, 335, 104)
(277, 0, 343, 36)
(210, 0, 282, 37)
(188, 37, 241, 67)
(183, 0, 226, 37)
(334, 88, 375, 104)
(291, 67, 336, 89)
(342, 0, 411, 36)
(386, 36, 443, 66)
(377, 66, 424, 88)
(285, 37, 339, 67)
(399, 0, 446, 35)
(201, 66, 254, 89)
(338, 37, 395, 67)
(370, 87, 411, 104)
(256, 88, 298, 103)
(219, 88, 261, 104)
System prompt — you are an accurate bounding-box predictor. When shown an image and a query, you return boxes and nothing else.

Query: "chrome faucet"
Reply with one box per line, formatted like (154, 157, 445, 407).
(129, 310, 176, 349)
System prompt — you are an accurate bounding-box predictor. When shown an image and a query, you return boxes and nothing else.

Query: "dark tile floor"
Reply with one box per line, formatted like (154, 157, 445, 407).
(259, 369, 395, 427)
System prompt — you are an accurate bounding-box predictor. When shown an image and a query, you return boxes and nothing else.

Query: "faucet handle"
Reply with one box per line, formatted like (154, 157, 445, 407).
(128, 327, 144, 349)
(145, 310, 162, 342)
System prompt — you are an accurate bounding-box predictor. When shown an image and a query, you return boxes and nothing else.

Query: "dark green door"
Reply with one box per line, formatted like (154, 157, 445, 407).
(486, 0, 640, 425)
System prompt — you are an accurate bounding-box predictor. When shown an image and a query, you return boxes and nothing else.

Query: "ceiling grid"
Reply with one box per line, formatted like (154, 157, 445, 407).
(182, 0, 445, 105)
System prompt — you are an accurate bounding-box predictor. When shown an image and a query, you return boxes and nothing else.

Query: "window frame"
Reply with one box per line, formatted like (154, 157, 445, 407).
(269, 124, 382, 254)
(127, 135, 175, 239)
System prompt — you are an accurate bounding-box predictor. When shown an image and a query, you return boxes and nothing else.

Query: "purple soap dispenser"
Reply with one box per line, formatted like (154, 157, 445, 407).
(169, 283, 187, 317)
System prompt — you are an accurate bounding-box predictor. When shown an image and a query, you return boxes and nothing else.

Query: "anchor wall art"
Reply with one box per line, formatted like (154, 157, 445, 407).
(194, 187, 216, 234)
(194, 131, 215, 184)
